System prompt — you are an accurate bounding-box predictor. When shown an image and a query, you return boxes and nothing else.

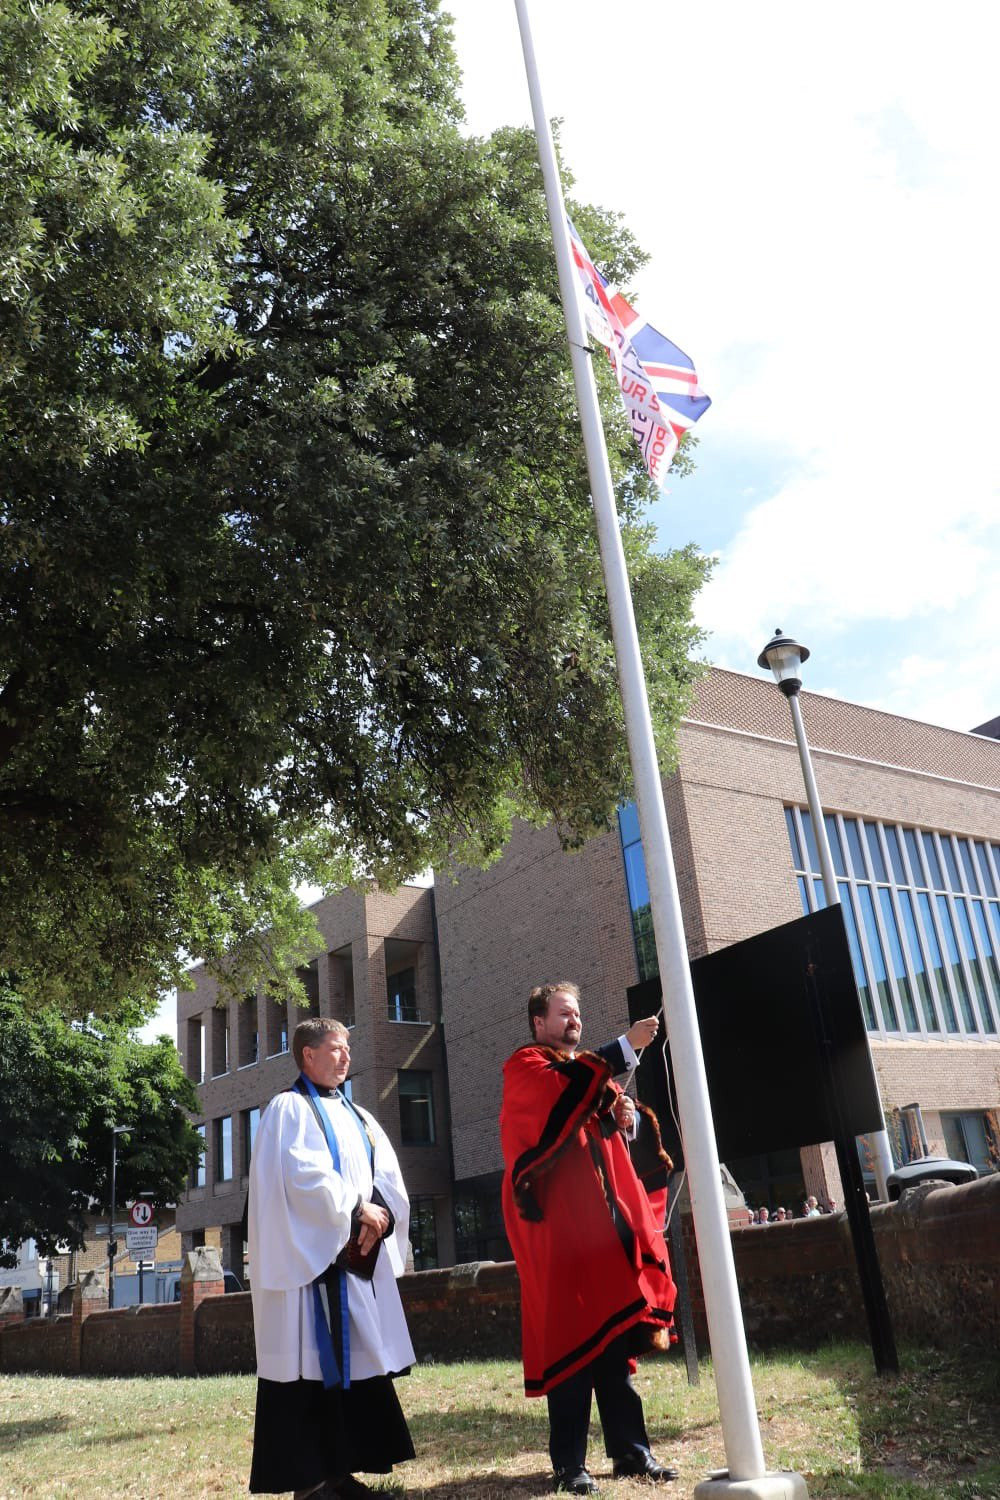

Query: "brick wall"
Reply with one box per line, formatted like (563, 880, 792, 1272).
(435, 819, 641, 1182)
(82, 1303, 180, 1375)
(2, 1177, 995, 1374)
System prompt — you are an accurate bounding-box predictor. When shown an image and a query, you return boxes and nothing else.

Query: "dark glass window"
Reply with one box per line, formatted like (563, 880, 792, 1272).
(975, 843, 997, 897)
(884, 825, 908, 886)
(243, 1107, 260, 1173)
(796, 875, 810, 914)
(215, 1116, 233, 1182)
(935, 895, 977, 1032)
(857, 885, 899, 1031)
(799, 809, 822, 874)
(398, 1070, 435, 1145)
(959, 839, 979, 893)
(825, 816, 847, 878)
(864, 823, 888, 882)
(917, 893, 959, 1032)
(408, 1196, 439, 1270)
(387, 967, 421, 1022)
(904, 829, 925, 886)
(878, 889, 918, 1031)
(618, 803, 658, 981)
(941, 837, 963, 893)
(897, 889, 939, 1032)
(954, 899, 997, 1034)
(921, 832, 944, 891)
(840, 887, 876, 1030)
(785, 808, 803, 870)
(191, 1125, 207, 1190)
(941, 1112, 992, 1175)
(844, 818, 867, 879)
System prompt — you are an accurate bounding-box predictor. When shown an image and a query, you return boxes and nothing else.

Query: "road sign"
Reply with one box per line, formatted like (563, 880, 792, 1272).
(128, 1201, 154, 1228)
(126, 1226, 158, 1258)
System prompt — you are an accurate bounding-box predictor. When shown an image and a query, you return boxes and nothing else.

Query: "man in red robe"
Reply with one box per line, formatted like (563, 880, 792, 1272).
(500, 982, 678, 1494)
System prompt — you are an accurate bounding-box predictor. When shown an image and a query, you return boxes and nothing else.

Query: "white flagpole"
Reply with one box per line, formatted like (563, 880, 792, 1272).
(513, 5, 807, 1495)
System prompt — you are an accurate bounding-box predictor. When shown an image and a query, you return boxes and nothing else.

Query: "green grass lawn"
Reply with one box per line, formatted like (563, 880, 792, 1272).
(0, 1344, 997, 1499)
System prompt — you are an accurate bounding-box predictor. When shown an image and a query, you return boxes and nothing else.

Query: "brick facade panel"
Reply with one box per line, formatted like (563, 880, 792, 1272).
(435, 819, 641, 1182)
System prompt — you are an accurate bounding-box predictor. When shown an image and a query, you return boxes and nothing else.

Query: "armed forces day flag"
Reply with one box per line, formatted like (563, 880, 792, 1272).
(568, 219, 710, 489)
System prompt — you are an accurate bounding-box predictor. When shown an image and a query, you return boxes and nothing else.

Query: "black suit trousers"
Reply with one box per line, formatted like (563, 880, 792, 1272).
(545, 1333, 650, 1474)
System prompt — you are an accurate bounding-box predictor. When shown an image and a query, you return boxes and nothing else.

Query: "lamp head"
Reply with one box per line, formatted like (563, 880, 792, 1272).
(758, 628, 810, 697)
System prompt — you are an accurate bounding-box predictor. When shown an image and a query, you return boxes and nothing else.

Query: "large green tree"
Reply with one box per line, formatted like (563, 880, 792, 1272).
(0, 990, 204, 1265)
(0, 0, 710, 1018)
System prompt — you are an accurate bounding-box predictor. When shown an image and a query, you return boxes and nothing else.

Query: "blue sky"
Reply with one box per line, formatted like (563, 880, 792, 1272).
(443, 0, 1000, 734)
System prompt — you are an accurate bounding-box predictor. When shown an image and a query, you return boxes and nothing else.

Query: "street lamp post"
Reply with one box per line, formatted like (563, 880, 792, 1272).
(107, 1125, 129, 1310)
(757, 630, 894, 1199)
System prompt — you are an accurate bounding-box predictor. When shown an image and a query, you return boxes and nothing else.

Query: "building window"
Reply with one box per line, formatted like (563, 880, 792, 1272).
(237, 994, 259, 1068)
(787, 809, 1000, 1041)
(186, 1018, 205, 1083)
(617, 803, 658, 982)
(885, 1104, 930, 1167)
(453, 1175, 511, 1263)
(191, 1125, 207, 1190)
(210, 1005, 230, 1077)
(388, 967, 421, 1022)
(243, 1107, 260, 1173)
(215, 1116, 233, 1182)
(408, 1196, 439, 1270)
(265, 990, 289, 1057)
(398, 1070, 435, 1145)
(941, 1111, 995, 1175)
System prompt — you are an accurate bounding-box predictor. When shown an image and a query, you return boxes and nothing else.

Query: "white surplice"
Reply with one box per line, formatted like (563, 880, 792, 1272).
(248, 1088, 416, 1383)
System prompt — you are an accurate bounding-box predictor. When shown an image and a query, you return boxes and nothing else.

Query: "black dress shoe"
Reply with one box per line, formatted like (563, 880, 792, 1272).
(553, 1467, 600, 1494)
(611, 1452, 678, 1482)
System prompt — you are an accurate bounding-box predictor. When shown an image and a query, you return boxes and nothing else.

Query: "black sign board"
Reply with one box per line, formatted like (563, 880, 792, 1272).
(627, 902, 898, 1372)
(627, 903, 884, 1166)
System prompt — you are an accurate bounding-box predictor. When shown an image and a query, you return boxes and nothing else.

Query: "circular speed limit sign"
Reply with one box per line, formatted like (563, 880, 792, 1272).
(128, 1201, 153, 1227)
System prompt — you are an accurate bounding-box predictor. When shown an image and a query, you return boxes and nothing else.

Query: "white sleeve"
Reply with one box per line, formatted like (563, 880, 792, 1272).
(248, 1093, 357, 1292)
(360, 1108, 411, 1279)
(618, 1034, 639, 1071)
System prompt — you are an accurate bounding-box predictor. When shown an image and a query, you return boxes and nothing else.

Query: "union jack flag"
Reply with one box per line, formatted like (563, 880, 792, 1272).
(568, 219, 710, 489)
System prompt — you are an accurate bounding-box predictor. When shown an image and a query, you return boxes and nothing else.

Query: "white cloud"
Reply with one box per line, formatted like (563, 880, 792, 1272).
(443, 2, 1000, 731)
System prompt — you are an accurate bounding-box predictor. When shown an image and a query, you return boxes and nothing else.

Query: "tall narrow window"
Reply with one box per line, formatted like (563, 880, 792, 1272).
(408, 1196, 439, 1270)
(215, 1116, 233, 1182)
(387, 967, 421, 1022)
(398, 1070, 435, 1145)
(191, 1125, 207, 1190)
(243, 1107, 260, 1173)
(617, 803, 658, 981)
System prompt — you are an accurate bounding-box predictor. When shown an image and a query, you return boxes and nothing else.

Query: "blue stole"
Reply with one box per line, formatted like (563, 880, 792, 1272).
(296, 1073, 375, 1390)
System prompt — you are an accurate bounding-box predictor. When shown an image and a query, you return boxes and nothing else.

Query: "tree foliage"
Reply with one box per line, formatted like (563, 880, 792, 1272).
(0, 0, 711, 1017)
(0, 990, 204, 1265)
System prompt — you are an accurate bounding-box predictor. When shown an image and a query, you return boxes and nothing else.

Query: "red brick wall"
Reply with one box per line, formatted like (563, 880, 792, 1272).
(2, 1178, 996, 1373)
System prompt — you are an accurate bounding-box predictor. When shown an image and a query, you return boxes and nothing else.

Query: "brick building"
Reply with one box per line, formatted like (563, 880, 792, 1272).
(435, 668, 1000, 1255)
(175, 882, 454, 1275)
(177, 667, 1000, 1268)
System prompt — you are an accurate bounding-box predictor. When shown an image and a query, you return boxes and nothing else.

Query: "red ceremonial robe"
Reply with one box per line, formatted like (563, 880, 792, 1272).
(500, 1045, 676, 1396)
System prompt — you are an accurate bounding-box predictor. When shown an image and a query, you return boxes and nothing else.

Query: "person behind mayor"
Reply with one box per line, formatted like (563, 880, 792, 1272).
(500, 981, 679, 1495)
(247, 1017, 415, 1500)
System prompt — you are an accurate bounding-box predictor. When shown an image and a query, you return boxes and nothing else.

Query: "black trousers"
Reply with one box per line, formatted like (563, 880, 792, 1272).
(545, 1333, 651, 1475)
(249, 1373, 414, 1494)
